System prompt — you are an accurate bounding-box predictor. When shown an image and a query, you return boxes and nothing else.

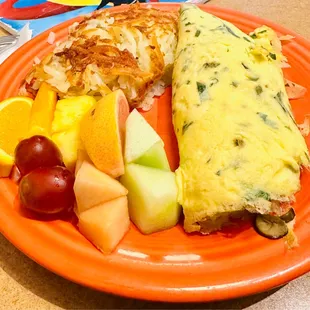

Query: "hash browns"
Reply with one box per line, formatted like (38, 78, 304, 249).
(21, 3, 178, 108)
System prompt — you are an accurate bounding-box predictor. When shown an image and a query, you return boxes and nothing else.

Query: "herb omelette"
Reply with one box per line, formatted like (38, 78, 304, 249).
(172, 5, 310, 234)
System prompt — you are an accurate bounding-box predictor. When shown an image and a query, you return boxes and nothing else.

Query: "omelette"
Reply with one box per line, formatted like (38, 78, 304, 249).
(21, 3, 178, 109)
(173, 5, 310, 234)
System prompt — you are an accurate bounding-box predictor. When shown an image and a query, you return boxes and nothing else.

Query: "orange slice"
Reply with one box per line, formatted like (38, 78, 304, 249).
(28, 82, 57, 137)
(80, 90, 129, 178)
(0, 96, 33, 155)
(0, 96, 33, 177)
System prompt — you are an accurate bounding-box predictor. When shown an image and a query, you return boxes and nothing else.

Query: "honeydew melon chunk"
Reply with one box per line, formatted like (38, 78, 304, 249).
(134, 141, 170, 171)
(78, 196, 130, 254)
(120, 164, 180, 235)
(125, 109, 163, 164)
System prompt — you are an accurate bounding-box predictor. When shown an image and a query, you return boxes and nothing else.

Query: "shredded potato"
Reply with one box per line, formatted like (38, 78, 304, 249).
(20, 3, 177, 109)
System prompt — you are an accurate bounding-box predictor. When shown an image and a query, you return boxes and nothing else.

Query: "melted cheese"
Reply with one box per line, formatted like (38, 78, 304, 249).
(172, 5, 310, 233)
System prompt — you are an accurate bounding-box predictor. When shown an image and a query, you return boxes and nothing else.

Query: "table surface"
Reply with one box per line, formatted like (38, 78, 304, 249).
(1, 0, 310, 309)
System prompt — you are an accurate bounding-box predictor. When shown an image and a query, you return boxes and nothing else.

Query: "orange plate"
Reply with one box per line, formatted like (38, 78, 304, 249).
(0, 3, 310, 303)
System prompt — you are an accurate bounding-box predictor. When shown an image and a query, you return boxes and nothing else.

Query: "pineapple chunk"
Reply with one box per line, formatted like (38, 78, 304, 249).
(78, 196, 130, 253)
(51, 96, 96, 171)
(0, 149, 14, 177)
(52, 96, 96, 133)
(52, 127, 82, 172)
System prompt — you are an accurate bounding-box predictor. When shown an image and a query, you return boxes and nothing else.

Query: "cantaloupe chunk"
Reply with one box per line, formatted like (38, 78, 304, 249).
(75, 149, 92, 176)
(78, 196, 130, 253)
(74, 161, 128, 213)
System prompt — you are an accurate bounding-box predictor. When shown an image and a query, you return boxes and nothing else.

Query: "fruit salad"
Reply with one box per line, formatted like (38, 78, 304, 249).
(0, 83, 180, 254)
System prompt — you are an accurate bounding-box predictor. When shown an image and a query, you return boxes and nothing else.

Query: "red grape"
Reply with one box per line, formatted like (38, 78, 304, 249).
(15, 135, 63, 176)
(19, 166, 75, 215)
